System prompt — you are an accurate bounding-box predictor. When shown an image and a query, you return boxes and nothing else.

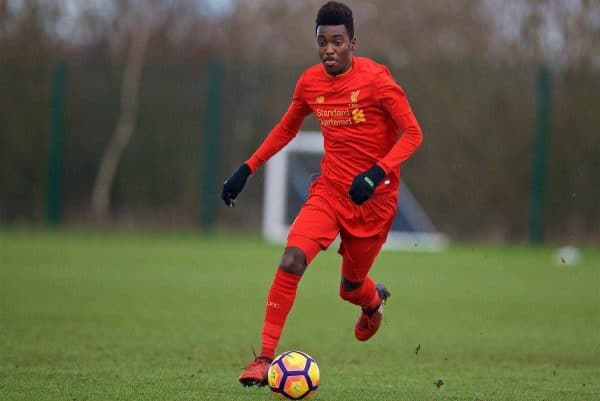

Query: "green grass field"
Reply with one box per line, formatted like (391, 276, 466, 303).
(1, 230, 598, 400)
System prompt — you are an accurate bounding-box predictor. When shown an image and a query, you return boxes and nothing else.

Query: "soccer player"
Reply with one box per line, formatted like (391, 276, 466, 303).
(221, 1, 423, 387)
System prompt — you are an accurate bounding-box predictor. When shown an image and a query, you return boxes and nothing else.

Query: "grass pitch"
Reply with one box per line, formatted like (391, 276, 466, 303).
(1, 230, 598, 400)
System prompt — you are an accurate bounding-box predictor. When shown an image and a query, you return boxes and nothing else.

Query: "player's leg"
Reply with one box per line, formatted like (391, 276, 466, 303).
(336, 190, 396, 341)
(238, 245, 318, 387)
(258, 245, 315, 361)
(338, 225, 392, 341)
(338, 232, 387, 311)
(239, 192, 339, 386)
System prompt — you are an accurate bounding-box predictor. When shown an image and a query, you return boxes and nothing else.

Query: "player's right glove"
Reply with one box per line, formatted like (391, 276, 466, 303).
(221, 163, 251, 207)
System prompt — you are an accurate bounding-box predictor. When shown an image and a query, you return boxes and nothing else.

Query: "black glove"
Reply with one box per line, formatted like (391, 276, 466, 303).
(221, 163, 252, 207)
(348, 164, 386, 205)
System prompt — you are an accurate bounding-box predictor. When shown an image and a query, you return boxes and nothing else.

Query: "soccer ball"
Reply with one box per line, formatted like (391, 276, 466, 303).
(267, 350, 320, 400)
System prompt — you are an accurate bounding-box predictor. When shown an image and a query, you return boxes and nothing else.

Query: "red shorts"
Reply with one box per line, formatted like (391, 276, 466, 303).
(286, 176, 397, 281)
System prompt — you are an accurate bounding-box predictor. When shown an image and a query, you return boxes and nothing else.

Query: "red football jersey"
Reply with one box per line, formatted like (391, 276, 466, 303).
(245, 56, 423, 194)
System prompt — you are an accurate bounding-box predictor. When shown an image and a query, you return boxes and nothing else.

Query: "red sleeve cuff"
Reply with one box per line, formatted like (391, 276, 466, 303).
(376, 162, 391, 175)
(245, 157, 260, 174)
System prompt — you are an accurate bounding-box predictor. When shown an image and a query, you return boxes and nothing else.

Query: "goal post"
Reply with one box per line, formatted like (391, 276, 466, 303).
(262, 131, 448, 251)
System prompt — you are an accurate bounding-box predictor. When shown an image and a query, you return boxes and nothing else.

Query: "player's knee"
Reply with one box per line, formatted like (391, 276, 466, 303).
(341, 277, 363, 292)
(279, 247, 307, 276)
(339, 278, 364, 303)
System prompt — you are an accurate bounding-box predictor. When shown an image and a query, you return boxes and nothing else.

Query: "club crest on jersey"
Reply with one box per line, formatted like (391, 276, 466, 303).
(315, 95, 325, 104)
(350, 90, 360, 103)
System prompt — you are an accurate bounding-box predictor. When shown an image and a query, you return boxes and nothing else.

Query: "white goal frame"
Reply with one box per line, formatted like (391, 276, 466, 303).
(262, 131, 448, 251)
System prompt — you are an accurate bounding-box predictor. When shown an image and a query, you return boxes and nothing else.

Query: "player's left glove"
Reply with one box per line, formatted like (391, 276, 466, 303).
(348, 164, 386, 205)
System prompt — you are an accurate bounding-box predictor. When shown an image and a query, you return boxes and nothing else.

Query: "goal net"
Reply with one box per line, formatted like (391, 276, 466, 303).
(262, 131, 447, 251)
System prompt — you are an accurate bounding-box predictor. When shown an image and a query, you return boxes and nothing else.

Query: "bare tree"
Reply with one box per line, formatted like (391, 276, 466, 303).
(480, 0, 600, 69)
(90, 1, 151, 219)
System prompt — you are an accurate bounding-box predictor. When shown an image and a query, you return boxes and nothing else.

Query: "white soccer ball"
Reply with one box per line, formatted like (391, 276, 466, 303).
(555, 246, 581, 266)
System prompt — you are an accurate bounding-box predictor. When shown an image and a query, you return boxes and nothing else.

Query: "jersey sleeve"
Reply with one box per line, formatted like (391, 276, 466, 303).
(373, 67, 423, 173)
(245, 73, 312, 173)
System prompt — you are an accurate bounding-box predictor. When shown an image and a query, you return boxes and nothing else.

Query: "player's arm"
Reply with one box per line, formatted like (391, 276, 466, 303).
(375, 68, 423, 172)
(221, 74, 311, 207)
(349, 68, 423, 205)
(244, 73, 312, 173)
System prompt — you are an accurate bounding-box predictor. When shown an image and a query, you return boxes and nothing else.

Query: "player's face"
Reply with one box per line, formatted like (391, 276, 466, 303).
(316, 25, 355, 76)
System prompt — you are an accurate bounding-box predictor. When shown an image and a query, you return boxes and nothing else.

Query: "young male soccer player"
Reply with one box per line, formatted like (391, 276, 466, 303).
(221, 1, 424, 386)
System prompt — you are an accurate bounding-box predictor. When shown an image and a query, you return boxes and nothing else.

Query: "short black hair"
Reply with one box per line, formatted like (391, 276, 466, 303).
(315, 1, 354, 39)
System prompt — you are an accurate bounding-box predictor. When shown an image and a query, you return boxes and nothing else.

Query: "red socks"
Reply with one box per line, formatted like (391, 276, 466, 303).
(259, 269, 379, 359)
(339, 276, 380, 312)
(260, 267, 301, 360)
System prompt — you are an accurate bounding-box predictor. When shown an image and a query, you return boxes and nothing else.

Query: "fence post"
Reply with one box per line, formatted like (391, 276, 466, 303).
(528, 65, 551, 244)
(200, 60, 224, 230)
(47, 60, 67, 226)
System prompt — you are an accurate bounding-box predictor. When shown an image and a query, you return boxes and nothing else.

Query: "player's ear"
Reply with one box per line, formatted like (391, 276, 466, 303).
(350, 38, 357, 52)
